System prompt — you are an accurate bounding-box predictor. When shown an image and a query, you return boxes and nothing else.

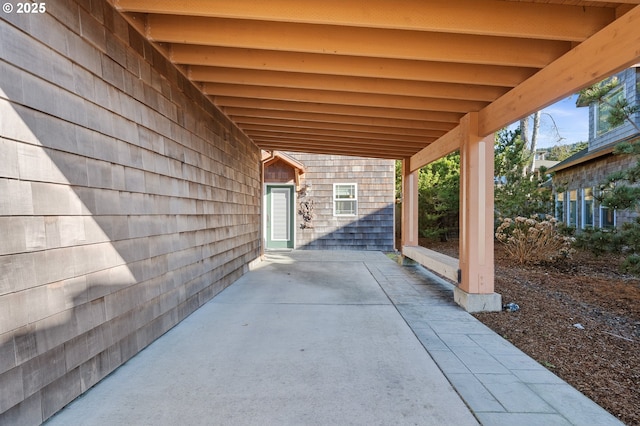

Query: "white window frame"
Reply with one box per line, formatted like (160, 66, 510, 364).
(600, 204, 617, 228)
(598, 186, 617, 228)
(555, 192, 565, 223)
(568, 189, 578, 227)
(581, 187, 595, 229)
(333, 183, 358, 216)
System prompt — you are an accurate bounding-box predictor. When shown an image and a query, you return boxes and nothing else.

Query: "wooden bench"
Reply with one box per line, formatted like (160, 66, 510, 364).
(402, 245, 459, 283)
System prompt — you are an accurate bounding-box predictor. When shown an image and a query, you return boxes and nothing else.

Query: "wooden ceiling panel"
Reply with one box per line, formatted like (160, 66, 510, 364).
(189, 67, 510, 102)
(223, 108, 456, 131)
(241, 124, 439, 144)
(202, 83, 490, 113)
(213, 98, 465, 123)
(146, 15, 572, 68)
(115, 0, 616, 41)
(230, 117, 447, 139)
(110, 0, 640, 161)
(170, 46, 539, 87)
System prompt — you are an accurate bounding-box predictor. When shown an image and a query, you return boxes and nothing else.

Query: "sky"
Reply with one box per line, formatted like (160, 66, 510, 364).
(511, 95, 590, 149)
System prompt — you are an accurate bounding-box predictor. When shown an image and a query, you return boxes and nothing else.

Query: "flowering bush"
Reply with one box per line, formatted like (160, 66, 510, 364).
(495, 215, 575, 264)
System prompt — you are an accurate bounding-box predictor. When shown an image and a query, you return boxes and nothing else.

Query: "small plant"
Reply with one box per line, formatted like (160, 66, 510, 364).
(298, 199, 314, 229)
(495, 215, 575, 264)
(540, 360, 557, 369)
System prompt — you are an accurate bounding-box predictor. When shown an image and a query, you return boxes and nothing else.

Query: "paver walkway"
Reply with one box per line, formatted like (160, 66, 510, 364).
(45, 251, 622, 425)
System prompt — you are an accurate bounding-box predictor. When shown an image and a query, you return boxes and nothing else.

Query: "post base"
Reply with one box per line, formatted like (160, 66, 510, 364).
(453, 287, 502, 313)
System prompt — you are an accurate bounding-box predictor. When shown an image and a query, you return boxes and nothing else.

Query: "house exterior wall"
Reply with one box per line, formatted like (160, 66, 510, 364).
(552, 67, 639, 229)
(553, 153, 637, 228)
(0, 3, 261, 424)
(288, 154, 395, 251)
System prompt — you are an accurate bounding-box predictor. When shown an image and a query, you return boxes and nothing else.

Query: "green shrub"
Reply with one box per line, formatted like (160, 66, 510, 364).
(575, 217, 640, 275)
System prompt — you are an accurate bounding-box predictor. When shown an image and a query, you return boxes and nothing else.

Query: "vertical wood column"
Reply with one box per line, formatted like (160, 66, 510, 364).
(457, 113, 501, 311)
(401, 158, 419, 248)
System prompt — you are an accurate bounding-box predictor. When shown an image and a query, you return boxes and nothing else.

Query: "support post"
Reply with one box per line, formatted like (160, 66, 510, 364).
(401, 158, 419, 248)
(456, 113, 501, 312)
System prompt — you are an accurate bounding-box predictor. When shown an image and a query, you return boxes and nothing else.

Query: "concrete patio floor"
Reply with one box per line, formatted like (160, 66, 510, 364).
(45, 251, 622, 426)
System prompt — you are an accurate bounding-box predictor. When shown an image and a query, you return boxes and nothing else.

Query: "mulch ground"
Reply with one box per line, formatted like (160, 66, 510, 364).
(420, 239, 640, 425)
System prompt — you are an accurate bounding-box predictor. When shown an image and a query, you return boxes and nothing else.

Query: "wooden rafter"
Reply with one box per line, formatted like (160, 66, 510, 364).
(189, 66, 510, 102)
(203, 83, 489, 113)
(224, 109, 456, 131)
(147, 15, 571, 68)
(115, 0, 616, 41)
(214, 98, 464, 123)
(110, 0, 640, 160)
(171, 45, 538, 87)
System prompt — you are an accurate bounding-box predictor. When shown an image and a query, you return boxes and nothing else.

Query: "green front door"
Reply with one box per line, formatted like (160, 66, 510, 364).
(266, 185, 294, 249)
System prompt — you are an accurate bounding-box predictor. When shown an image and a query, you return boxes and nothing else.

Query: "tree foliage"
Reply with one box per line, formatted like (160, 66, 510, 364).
(494, 128, 553, 219)
(545, 142, 588, 162)
(577, 76, 640, 132)
(417, 153, 460, 241)
(395, 154, 460, 242)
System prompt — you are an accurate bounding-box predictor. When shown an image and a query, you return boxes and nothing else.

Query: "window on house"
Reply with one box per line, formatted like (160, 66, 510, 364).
(334, 183, 357, 216)
(596, 83, 624, 136)
(555, 192, 565, 222)
(582, 188, 594, 228)
(601, 205, 616, 228)
(568, 190, 578, 227)
(598, 186, 616, 228)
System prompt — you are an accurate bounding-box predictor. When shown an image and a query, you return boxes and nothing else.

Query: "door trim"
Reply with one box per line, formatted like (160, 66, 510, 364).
(265, 184, 295, 249)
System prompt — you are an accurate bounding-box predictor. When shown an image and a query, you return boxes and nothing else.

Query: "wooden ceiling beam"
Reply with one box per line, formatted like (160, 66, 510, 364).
(171, 46, 537, 88)
(115, 0, 614, 41)
(146, 15, 571, 68)
(215, 97, 464, 123)
(251, 136, 422, 158)
(231, 116, 446, 138)
(410, 125, 462, 172)
(189, 66, 509, 102)
(204, 83, 488, 113)
(240, 124, 436, 144)
(225, 108, 455, 132)
(246, 131, 431, 148)
(479, 4, 640, 136)
(253, 141, 412, 160)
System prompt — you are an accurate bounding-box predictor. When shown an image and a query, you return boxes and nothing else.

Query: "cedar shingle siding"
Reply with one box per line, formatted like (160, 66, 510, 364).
(0, 2, 261, 423)
(266, 154, 395, 251)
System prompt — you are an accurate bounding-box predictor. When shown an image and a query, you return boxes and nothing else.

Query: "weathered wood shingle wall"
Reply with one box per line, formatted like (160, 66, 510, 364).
(290, 154, 395, 251)
(0, 3, 261, 424)
(553, 154, 637, 227)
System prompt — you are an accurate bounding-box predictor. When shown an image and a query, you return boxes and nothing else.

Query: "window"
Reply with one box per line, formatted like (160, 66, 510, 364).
(595, 82, 624, 136)
(555, 192, 565, 222)
(601, 205, 616, 228)
(582, 188, 594, 228)
(568, 190, 578, 227)
(334, 183, 357, 216)
(598, 186, 616, 228)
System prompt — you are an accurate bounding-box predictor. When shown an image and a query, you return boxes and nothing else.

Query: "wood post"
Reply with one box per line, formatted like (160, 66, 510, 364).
(401, 158, 419, 247)
(456, 113, 501, 311)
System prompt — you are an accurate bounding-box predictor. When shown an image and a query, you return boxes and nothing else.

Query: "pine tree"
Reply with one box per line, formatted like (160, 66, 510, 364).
(494, 128, 553, 220)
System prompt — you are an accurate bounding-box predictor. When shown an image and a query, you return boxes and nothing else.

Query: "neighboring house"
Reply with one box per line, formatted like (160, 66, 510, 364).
(532, 150, 560, 173)
(549, 66, 640, 229)
(263, 152, 395, 251)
